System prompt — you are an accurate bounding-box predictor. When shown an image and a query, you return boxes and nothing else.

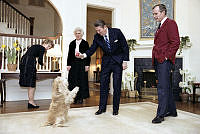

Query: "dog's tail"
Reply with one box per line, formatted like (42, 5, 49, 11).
(73, 86, 79, 92)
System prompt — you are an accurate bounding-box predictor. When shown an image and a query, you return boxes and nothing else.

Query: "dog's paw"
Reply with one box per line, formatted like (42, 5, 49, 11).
(73, 87, 79, 93)
(70, 87, 79, 98)
(56, 124, 69, 127)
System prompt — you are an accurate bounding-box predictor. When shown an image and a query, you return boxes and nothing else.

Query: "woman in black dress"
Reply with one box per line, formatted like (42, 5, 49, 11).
(67, 27, 91, 104)
(19, 39, 54, 108)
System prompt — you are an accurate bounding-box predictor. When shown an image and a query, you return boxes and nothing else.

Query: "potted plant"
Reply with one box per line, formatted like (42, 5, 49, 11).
(121, 81, 128, 97)
(1, 41, 21, 71)
(179, 69, 195, 102)
(124, 72, 139, 98)
(127, 39, 140, 51)
(180, 87, 191, 102)
(178, 36, 191, 55)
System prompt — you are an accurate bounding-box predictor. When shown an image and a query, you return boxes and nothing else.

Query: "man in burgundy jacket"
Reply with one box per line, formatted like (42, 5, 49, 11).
(152, 4, 180, 124)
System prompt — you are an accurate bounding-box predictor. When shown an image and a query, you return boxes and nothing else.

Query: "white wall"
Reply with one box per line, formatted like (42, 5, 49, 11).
(171, 0, 200, 81)
(187, 0, 200, 81)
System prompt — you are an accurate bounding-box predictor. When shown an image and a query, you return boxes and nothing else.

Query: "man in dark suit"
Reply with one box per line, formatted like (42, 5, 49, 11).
(77, 19, 129, 115)
(152, 4, 180, 123)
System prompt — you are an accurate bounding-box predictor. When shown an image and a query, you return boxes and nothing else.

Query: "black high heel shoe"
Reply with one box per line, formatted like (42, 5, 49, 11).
(28, 103, 40, 109)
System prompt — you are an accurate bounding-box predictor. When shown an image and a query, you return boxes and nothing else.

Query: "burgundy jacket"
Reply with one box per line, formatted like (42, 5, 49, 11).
(152, 18, 180, 65)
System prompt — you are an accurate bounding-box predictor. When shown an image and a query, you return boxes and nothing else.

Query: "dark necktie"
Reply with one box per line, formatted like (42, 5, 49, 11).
(158, 23, 161, 29)
(105, 35, 111, 49)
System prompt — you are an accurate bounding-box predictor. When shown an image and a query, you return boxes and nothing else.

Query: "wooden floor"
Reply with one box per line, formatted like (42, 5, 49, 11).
(1, 82, 200, 115)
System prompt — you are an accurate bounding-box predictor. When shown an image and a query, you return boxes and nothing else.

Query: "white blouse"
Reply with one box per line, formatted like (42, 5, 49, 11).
(75, 39, 82, 53)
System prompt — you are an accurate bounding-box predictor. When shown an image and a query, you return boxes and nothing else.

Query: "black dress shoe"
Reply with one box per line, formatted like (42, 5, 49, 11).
(152, 116, 164, 124)
(28, 103, 40, 109)
(113, 111, 118, 115)
(95, 109, 106, 115)
(164, 112, 177, 117)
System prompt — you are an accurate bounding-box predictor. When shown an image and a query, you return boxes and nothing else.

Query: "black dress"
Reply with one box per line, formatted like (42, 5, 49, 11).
(67, 39, 91, 101)
(19, 45, 45, 88)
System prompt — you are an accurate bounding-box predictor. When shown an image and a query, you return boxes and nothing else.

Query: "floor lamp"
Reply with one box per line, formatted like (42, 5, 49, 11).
(46, 44, 62, 72)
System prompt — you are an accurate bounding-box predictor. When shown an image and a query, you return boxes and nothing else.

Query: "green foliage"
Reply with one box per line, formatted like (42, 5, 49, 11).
(6, 47, 17, 64)
(178, 36, 190, 55)
(1, 41, 21, 64)
(127, 39, 140, 51)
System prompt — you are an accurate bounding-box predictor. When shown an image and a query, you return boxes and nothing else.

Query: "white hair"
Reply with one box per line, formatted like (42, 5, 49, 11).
(74, 27, 84, 35)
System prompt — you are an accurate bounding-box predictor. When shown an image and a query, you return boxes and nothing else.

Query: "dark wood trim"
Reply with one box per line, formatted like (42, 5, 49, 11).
(30, 17, 35, 35)
(1, 72, 61, 80)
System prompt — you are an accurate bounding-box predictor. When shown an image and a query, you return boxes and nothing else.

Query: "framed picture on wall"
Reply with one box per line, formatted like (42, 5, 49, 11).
(140, 0, 174, 39)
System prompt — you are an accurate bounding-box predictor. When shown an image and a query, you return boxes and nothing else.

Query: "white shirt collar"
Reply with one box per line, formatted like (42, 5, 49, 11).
(160, 17, 167, 26)
(76, 39, 82, 45)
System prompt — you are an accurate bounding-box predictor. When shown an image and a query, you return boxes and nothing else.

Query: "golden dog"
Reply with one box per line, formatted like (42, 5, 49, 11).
(45, 76, 79, 126)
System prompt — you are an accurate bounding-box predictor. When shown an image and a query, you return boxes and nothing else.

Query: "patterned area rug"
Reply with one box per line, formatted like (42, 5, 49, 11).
(0, 102, 200, 134)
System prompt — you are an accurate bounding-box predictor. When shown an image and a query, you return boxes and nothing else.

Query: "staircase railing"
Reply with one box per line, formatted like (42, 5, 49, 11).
(0, 0, 32, 35)
(0, 33, 63, 72)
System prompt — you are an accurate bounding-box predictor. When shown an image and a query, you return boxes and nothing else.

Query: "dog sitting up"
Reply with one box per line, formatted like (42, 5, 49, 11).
(45, 76, 79, 126)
